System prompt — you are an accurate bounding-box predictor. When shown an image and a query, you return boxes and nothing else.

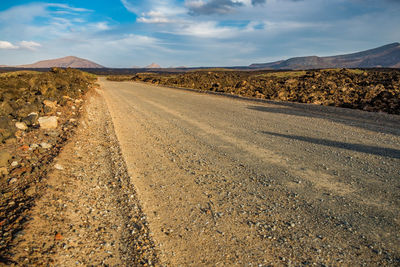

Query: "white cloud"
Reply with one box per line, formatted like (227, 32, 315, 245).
(0, 41, 18, 49)
(93, 22, 111, 30)
(0, 40, 42, 50)
(106, 34, 158, 47)
(47, 3, 92, 13)
(138, 11, 176, 23)
(121, 0, 139, 14)
(177, 21, 238, 38)
(19, 41, 42, 50)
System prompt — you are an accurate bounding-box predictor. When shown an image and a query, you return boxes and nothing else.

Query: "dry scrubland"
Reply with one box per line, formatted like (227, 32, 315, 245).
(108, 69, 400, 114)
(0, 68, 96, 261)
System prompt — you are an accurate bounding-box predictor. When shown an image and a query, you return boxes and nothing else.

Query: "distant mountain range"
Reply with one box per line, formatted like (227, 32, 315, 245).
(250, 42, 400, 70)
(16, 56, 104, 68)
(1, 43, 399, 70)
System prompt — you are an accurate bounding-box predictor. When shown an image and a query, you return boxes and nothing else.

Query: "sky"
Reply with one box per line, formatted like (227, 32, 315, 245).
(0, 0, 399, 68)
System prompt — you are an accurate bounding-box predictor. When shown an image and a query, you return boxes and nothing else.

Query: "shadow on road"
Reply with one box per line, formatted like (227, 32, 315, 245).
(247, 104, 400, 137)
(261, 131, 400, 159)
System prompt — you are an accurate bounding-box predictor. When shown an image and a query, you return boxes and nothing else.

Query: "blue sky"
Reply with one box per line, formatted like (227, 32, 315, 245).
(0, 0, 399, 67)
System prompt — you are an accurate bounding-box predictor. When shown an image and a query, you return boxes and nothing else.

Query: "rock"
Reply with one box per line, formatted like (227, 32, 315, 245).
(38, 116, 58, 129)
(11, 161, 18, 167)
(23, 112, 39, 126)
(30, 144, 39, 149)
(8, 178, 17, 184)
(40, 142, 52, 149)
(0, 151, 11, 167)
(54, 233, 63, 241)
(47, 131, 60, 137)
(54, 164, 64, 170)
(43, 100, 57, 109)
(15, 122, 28, 131)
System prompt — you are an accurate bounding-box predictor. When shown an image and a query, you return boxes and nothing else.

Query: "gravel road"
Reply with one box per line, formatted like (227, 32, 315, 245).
(99, 78, 400, 266)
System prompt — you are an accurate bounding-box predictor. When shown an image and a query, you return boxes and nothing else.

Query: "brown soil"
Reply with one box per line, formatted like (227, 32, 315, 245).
(112, 69, 400, 114)
(0, 69, 96, 263)
(2, 90, 157, 265)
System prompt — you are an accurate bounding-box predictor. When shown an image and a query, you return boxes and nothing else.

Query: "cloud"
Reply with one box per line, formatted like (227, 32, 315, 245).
(186, 0, 244, 15)
(138, 11, 177, 23)
(0, 40, 41, 50)
(0, 41, 18, 49)
(120, 0, 139, 14)
(19, 41, 42, 50)
(185, 0, 266, 15)
(251, 0, 266, 5)
(177, 21, 238, 38)
(46, 3, 92, 13)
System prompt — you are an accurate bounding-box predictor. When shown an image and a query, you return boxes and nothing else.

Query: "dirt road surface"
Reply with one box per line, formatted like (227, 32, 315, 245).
(7, 91, 157, 266)
(99, 78, 400, 266)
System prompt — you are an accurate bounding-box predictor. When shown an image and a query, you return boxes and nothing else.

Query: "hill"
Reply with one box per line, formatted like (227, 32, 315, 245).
(18, 56, 104, 68)
(145, 63, 161, 68)
(250, 42, 400, 70)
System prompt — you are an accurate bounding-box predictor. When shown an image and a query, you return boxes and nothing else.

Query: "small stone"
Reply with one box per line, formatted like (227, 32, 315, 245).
(9, 178, 17, 184)
(30, 144, 39, 150)
(54, 233, 63, 241)
(38, 116, 58, 129)
(24, 112, 39, 126)
(43, 100, 57, 109)
(54, 164, 64, 170)
(11, 161, 18, 167)
(40, 142, 52, 149)
(15, 122, 28, 130)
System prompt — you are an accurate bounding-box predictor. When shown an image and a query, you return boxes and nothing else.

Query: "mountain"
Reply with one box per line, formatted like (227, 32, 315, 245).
(18, 56, 105, 68)
(250, 42, 400, 70)
(145, 63, 161, 68)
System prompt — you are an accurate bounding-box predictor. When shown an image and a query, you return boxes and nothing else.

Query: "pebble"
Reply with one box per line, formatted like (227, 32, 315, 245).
(11, 161, 19, 167)
(30, 144, 39, 149)
(38, 116, 58, 129)
(54, 164, 64, 170)
(15, 122, 28, 130)
(40, 142, 52, 149)
(43, 100, 57, 109)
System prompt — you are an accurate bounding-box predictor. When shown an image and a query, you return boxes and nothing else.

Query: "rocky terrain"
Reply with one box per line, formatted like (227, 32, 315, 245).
(0, 68, 95, 262)
(120, 68, 400, 114)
